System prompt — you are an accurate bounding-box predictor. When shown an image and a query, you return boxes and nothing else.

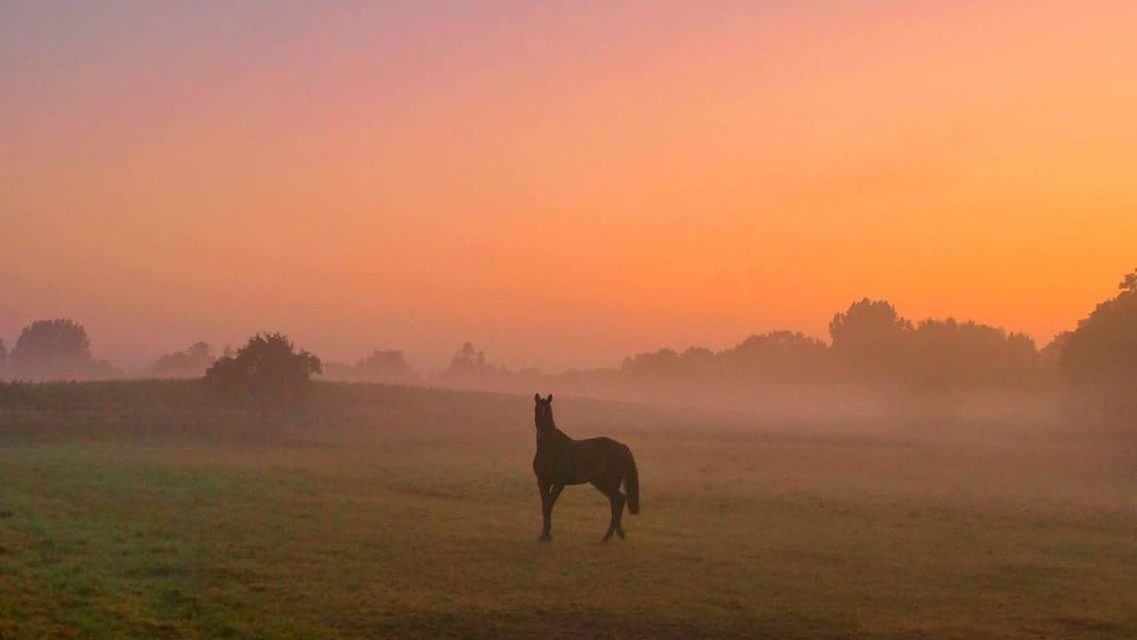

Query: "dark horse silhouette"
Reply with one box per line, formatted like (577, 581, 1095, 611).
(532, 394, 639, 542)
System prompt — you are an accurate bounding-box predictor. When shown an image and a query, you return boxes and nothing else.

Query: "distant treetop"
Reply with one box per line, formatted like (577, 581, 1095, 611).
(1121, 268, 1137, 292)
(8, 318, 118, 381)
(146, 342, 215, 379)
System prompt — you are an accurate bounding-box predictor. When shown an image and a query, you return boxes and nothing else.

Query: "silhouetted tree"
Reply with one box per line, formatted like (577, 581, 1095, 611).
(829, 299, 912, 380)
(620, 348, 682, 380)
(9, 319, 116, 380)
(204, 332, 322, 422)
(1055, 270, 1137, 423)
(354, 349, 416, 383)
(449, 342, 486, 371)
(677, 347, 717, 381)
(719, 331, 831, 383)
(1120, 268, 1137, 293)
(909, 318, 1037, 386)
(1040, 331, 1072, 370)
(619, 331, 832, 386)
(447, 342, 486, 375)
(0, 338, 7, 374)
(436, 341, 513, 389)
(1059, 274, 1137, 384)
(146, 342, 214, 379)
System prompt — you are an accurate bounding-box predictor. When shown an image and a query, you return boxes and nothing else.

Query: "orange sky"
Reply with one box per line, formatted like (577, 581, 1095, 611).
(3, 2, 1135, 371)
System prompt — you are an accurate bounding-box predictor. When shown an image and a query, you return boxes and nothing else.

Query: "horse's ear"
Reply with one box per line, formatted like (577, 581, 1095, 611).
(547, 394, 553, 402)
(534, 393, 541, 403)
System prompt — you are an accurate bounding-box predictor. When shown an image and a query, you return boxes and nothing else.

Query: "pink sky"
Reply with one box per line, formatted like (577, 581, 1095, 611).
(3, 2, 1136, 371)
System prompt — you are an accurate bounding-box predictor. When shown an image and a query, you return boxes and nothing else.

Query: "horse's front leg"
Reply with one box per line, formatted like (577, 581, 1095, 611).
(538, 482, 566, 542)
(537, 479, 553, 542)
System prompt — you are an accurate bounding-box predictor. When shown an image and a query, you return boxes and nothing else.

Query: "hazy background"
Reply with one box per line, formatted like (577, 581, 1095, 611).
(4, 1, 1136, 372)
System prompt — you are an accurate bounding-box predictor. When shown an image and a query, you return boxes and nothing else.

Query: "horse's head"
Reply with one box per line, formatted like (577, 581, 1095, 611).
(533, 393, 555, 432)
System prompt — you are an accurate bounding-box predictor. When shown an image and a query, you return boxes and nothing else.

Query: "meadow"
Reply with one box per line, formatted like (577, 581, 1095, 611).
(2, 381, 1136, 639)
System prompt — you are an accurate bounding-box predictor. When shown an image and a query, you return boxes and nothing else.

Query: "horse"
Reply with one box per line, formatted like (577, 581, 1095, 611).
(531, 393, 640, 542)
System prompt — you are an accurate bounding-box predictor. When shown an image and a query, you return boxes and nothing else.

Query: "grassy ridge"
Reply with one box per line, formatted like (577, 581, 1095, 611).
(2, 382, 1136, 638)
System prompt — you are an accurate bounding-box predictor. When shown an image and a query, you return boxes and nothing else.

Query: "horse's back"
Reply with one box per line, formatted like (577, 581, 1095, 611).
(572, 437, 633, 469)
(575, 436, 628, 451)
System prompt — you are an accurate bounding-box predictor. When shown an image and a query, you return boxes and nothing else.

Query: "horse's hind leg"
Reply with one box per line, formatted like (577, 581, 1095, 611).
(594, 479, 625, 542)
(613, 491, 627, 539)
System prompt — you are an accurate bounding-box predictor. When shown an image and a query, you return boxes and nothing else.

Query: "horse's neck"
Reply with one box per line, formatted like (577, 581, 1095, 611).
(537, 425, 572, 451)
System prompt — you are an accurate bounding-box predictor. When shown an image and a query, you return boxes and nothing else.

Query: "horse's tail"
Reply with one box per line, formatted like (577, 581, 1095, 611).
(624, 449, 640, 515)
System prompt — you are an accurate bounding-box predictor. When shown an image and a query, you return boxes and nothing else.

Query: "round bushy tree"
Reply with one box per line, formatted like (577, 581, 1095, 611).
(204, 332, 322, 421)
(10, 319, 98, 380)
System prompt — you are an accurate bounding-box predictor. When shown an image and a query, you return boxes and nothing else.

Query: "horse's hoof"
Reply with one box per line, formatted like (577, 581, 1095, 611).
(601, 533, 612, 543)
(616, 529, 626, 540)
(538, 534, 551, 543)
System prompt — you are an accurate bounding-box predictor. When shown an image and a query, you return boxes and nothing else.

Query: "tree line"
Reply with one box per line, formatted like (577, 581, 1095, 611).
(616, 300, 1040, 388)
(2, 268, 1134, 399)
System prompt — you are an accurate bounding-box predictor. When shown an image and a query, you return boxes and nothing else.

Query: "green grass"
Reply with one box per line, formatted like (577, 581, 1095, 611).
(2, 383, 1136, 638)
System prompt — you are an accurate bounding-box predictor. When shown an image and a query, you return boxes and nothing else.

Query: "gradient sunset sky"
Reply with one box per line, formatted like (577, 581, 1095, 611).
(3, 1, 1135, 371)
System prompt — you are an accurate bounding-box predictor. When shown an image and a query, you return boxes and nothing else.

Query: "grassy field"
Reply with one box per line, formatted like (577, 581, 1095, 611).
(2, 382, 1136, 639)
